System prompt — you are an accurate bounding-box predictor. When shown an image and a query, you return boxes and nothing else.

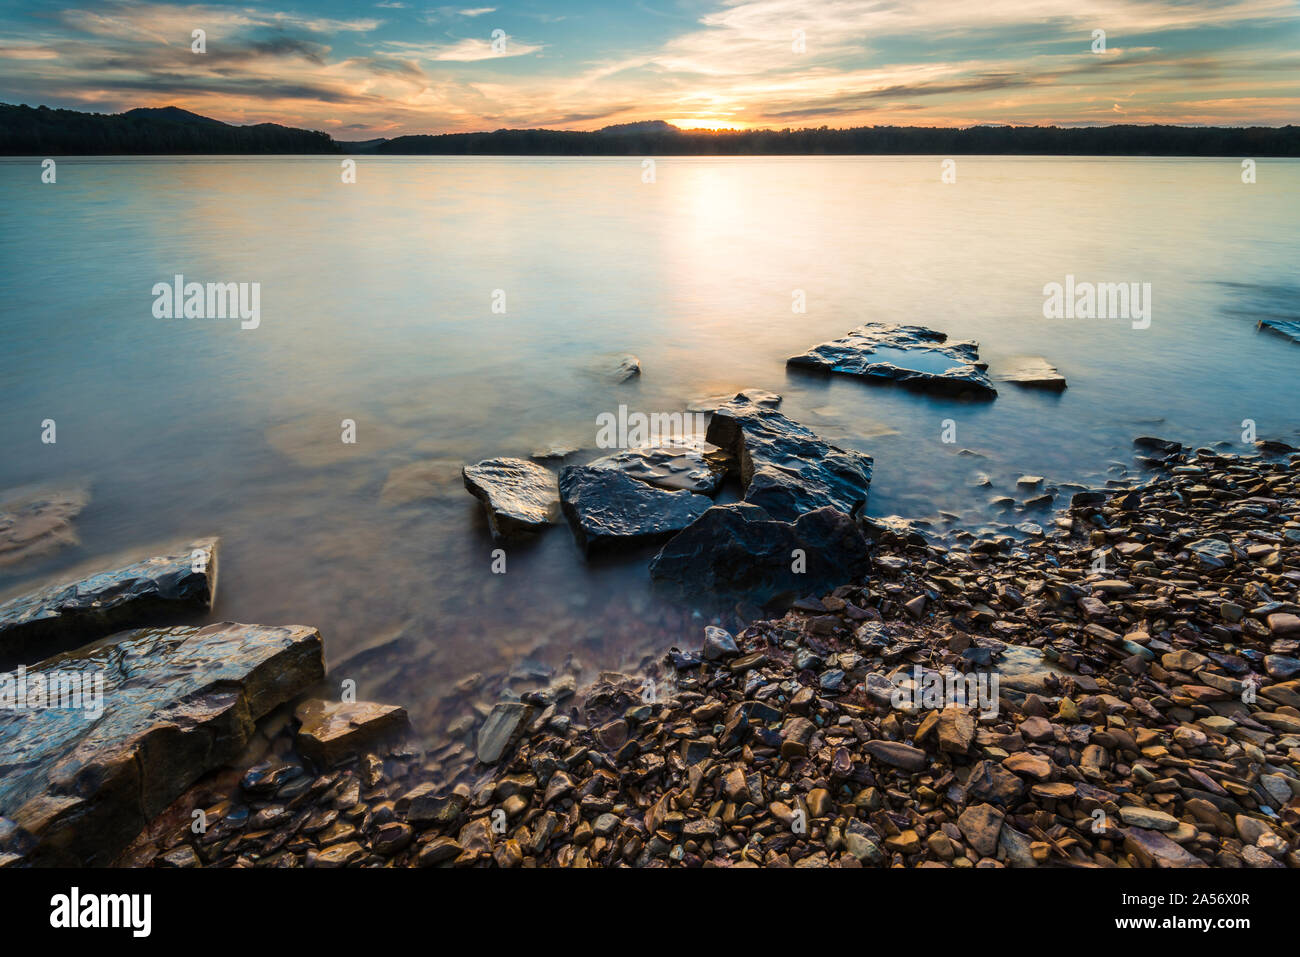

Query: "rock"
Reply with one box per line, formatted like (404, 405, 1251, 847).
(0, 486, 88, 569)
(294, 699, 410, 766)
(462, 458, 559, 540)
(957, 803, 1005, 857)
(1124, 827, 1207, 868)
(417, 836, 462, 867)
(687, 389, 781, 413)
(314, 841, 365, 867)
(1133, 436, 1182, 456)
(0, 539, 217, 667)
(994, 356, 1067, 391)
(1257, 316, 1300, 344)
(1267, 613, 1300, 637)
(704, 396, 873, 522)
(1119, 806, 1179, 832)
(702, 625, 739, 661)
(558, 466, 710, 555)
(649, 504, 870, 605)
(475, 702, 535, 764)
(937, 707, 975, 753)
(863, 740, 926, 771)
(0, 622, 323, 866)
(1186, 537, 1233, 569)
(787, 323, 997, 399)
(586, 440, 725, 495)
(612, 353, 641, 382)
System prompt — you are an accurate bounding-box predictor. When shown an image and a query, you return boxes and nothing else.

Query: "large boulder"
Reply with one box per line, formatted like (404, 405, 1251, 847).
(462, 458, 560, 540)
(0, 621, 324, 867)
(787, 323, 997, 399)
(558, 466, 710, 556)
(649, 503, 871, 605)
(705, 397, 873, 522)
(0, 539, 217, 668)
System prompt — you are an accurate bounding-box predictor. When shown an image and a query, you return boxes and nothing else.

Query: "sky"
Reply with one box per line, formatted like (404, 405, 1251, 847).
(1, 0, 1297, 137)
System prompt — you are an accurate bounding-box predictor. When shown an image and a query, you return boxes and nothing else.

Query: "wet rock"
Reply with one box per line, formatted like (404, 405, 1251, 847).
(475, 702, 535, 764)
(704, 396, 873, 522)
(0, 539, 217, 667)
(612, 353, 641, 382)
(586, 441, 725, 495)
(0, 622, 323, 866)
(294, 699, 410, 766)
(649, 504, 870, 605)
(702, 625, 739, 661)
(462, 458, 560, 540)
(958, 803, 1005, 858)
(687, 389, 781, 413)
(995, 356, 1067, 391)
(787, 323, 997, 399)
(558, 466, 711, 555)
(863, 740, 926, 771)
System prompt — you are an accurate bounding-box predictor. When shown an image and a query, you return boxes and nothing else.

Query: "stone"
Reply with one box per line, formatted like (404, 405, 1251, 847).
(558, 466, 710, 556)
(1119, 805, 1179, 832)
(994, 356, 1067, 391)
(294, 699, 410, 766)
(475, 702, 535, 764)
(649, 504, 870, 605)
(704, 396, 873, 522)
(1124, 827, 1207, 868)
(462, 458, 559, 540)
(863, 740, 927, 771)
(957, 803, 1005, 858)
(0, 622, 323, 866)
(787, 323, 997, 399)
(937, 707, 975, 753)
(587, 441, 725, 495)
(1267, 613, 1300, 638)
(611, 353, 641, 382)
(702, 625, 739, 661)
(0, 486, 88, 569)
(0, 539, 217, 667)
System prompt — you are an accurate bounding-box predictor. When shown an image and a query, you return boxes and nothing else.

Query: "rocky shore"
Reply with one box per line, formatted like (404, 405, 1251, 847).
(95, 440, 1300, 869)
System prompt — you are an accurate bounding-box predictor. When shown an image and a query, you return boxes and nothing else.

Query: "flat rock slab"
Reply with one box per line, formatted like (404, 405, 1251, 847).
(587, 440, 727, 495)
(650, 503, 871, 605)
(788, 323, 997, 399)
(0, 538, 217, 668)
(994, 356, 1067, 391)
(462, 458, 560, 540)
(0, 621, 324, 866)
(0, 486, 89, 570)
(687, 389, 782, 413)
(476, 701, 535, 764)
(705, 396, 873, 522)
(295, 699, 410, 766)
(559, 466, 711, 556)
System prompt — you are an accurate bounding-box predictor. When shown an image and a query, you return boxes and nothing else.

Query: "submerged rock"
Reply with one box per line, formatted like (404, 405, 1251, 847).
(687, 389, 782, 413)
(0, 539, 217, 667)
(462, 458, 560, 540)
(706, 396, 873, 522)
(787, 323, 997, 399)
(649, 503, 870, 604)
(559, 466, 711, 555)
(1258, 317, 1300, 344)
(294, 699, 410, 766)
(994, 356, 1067, 391)
(587, 440, 726, 495)
(0, 621, 324, 866)
(0, 486, 89, 570)
(613, 353, 642, 382)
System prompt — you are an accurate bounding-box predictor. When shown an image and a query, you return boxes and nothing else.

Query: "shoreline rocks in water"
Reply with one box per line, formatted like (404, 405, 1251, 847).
(587, 441, 727, 495)
(462, 458, 560, 540)
(706, 394, 873, 522)
(0, 621, 324, 867)
(558, 466, 711, 556)
(787, 324, 998, 400)
(0, 538, 218, 668)
(0, 485, 89, 570)
(143, 442, 1298, 869)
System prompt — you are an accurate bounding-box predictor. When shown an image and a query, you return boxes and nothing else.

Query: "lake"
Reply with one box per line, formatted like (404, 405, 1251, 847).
(2, 154, 1297, 738)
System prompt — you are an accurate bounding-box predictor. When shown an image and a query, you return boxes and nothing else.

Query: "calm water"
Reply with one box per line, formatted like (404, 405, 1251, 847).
(2, 155, 1298, 734)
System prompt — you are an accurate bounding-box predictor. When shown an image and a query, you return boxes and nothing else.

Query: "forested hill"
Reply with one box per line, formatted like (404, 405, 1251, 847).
(0, 104, 339, 154)
(3, 102, 1297, 156)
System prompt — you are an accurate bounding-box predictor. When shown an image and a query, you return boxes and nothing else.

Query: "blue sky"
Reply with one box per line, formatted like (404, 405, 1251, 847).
(1, 0, 1297, 135)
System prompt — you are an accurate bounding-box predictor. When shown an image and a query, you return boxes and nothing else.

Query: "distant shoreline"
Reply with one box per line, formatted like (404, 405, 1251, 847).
(4, 103, 1298, 157)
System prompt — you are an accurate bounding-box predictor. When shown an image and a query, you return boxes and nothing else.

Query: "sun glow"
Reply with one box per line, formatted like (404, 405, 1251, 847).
(666, 118, 749, 131)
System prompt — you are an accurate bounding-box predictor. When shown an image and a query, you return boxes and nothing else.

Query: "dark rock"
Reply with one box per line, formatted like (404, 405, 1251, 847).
(0, 539, 217, 668)
(649, 504, 871, 605)
(787, 323, 997, 399)
(586, 440, 726, 495)
(0, 622, 324, 867)
(558, 466, 711, 555)
(294, 699, 410, 766)
(705, 396, 873, 522)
